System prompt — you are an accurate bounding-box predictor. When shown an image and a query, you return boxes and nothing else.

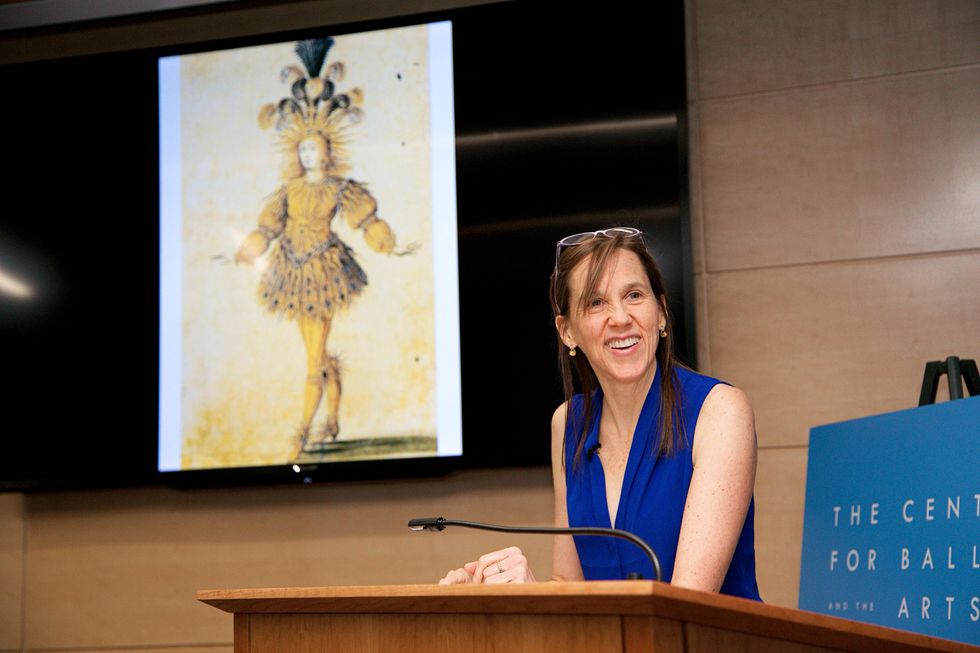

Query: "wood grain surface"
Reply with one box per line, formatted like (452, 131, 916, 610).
(199, 582, 977, 653)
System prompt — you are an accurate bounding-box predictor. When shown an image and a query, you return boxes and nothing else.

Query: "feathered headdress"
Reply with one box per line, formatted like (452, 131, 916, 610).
(258, 37, 363, 171)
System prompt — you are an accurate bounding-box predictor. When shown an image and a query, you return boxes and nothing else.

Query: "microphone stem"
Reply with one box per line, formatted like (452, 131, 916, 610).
(440, 519, 662, 582)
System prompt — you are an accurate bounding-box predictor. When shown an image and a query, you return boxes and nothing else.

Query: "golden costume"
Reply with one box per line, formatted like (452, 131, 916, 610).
(238, 36, 409, 455)
(255, 176, 393, 321)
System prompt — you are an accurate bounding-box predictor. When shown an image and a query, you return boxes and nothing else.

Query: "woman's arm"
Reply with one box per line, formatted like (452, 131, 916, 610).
(551, 403, 586, 582)
(671, 384, 757, 592)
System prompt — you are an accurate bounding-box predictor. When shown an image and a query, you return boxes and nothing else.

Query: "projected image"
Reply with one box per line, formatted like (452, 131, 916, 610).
(236, 37, 423, 459)
(159, 22, 460, 471)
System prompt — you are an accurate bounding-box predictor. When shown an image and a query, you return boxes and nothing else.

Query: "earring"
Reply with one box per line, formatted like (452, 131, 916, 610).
(659, 327, 667, 338)
(569, 346, 577, 357)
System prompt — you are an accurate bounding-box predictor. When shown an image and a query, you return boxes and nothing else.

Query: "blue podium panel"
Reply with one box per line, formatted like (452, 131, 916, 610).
(799, 396, 980, 646)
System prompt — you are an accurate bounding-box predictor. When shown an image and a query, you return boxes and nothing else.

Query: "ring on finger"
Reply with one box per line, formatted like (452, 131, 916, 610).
(496, 561, 504, 574)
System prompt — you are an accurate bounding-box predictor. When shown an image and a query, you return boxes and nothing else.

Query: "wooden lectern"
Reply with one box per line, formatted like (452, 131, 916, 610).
(198, 582, 976, 653)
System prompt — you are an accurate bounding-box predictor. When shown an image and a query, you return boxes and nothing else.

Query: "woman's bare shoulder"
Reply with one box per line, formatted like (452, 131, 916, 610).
(704, 383, 752, 415)
(551, 401, 569, 431)
(551, 401, 571, 467)
(693, 384, 756, 459)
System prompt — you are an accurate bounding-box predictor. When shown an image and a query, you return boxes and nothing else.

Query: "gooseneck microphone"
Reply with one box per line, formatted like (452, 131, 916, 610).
(407, 516, 662, 582)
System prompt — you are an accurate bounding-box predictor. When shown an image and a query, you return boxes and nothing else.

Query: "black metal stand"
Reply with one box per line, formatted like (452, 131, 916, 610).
(918, 356, 979, 406)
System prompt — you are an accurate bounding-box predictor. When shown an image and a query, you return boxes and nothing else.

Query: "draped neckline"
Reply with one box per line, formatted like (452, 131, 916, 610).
(582, 366, 663, 530)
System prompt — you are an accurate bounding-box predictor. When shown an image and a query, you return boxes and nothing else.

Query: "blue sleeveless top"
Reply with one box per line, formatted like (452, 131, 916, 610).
(564, 365, 762, 600)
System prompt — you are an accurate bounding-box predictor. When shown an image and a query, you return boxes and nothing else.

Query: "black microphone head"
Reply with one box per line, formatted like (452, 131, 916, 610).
(407, 517, 446, 532)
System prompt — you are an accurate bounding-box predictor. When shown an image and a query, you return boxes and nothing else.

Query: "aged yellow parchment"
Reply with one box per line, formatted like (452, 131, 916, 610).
(178, 25, 436, 468)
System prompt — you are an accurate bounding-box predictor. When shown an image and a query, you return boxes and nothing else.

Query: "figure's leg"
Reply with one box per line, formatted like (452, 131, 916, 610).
(294, 315, 331, 456)
(322, 354, 341, 441)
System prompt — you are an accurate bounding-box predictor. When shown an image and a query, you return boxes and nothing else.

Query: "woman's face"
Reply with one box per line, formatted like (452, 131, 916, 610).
(298, 136, 329, 171)
(556, 248, 665, 388)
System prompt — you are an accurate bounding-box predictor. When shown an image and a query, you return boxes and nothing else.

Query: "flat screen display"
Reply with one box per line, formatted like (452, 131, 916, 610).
(157, 21, 461, 473)
(0, 0, 688, 490)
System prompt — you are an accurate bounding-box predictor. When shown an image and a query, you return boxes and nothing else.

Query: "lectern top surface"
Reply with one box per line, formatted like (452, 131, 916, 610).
(198, 582, 975, 653)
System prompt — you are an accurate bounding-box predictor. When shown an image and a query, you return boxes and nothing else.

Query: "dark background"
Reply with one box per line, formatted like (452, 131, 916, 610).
(0, 1, 689, 490)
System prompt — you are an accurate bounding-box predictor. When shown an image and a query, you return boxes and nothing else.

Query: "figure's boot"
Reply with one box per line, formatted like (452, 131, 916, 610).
(294, 369, 325, 456)
(321, 354, 342, 442)
(291, 424, 311, 460)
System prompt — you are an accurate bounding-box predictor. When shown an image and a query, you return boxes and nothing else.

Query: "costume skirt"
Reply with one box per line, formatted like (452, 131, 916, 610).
(258, 233, 368, 321)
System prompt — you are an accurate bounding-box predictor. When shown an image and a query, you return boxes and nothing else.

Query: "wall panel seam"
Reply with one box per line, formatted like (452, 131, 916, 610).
(19, 493, 26, 653)
(695, 271, 711, 374)
(692, 103, 709, 278)
(687, 2, 709, 375)
(684, 0, 701, 103)
(704, 247, 980, 276)
(696, 61, 980, 104)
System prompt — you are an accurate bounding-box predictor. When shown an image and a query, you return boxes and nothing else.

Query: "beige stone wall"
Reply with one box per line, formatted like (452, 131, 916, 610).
(2, 1, 979, 649)
(685, 0, 980, 608)
(8, 470, 553, 651)
(0, 493, 24, 650)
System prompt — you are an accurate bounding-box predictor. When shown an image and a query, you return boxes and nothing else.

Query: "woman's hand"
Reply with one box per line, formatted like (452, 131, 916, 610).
(438, 561, 477, 585)
(363, 219, 395, 254)
(392, 241, 421, 257)
(438, 546, 536, 584)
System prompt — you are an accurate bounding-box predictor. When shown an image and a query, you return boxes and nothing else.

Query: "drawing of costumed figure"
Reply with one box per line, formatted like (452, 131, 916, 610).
(235, 37, 416, 459)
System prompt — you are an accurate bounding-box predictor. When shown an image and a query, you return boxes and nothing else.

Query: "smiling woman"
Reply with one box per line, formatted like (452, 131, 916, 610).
(552, 229, 684, 466)
(438, 228, 762, 601)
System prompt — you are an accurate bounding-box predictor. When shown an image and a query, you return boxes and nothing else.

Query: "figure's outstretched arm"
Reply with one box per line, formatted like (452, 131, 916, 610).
(236, 187, 287, 264)
(338, 180, 417, 255)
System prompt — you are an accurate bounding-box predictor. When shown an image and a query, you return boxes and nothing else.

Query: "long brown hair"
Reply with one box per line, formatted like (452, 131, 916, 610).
(551, 231, 687, 472)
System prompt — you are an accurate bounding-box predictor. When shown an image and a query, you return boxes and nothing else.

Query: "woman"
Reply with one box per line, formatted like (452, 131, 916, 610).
(236, 38, 413, 459)
(440, 227, 761, 600)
